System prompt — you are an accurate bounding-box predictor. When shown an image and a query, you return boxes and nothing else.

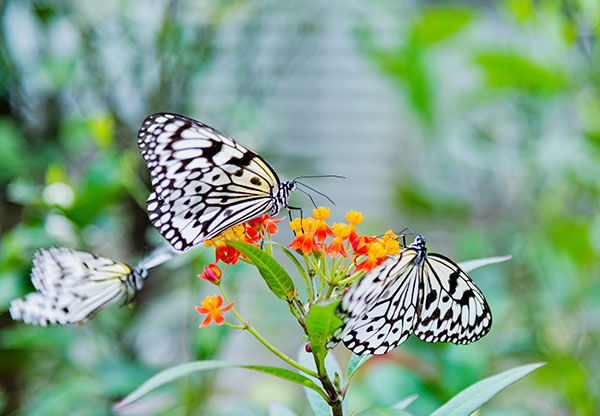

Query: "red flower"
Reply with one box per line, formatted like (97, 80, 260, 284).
(215, 243, 240, 265)
(197, 263, 222, 284)
(351, 235, 375, 256)
(195, 295, 234, 327)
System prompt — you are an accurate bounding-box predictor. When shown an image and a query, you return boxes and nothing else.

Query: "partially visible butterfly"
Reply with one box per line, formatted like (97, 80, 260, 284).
(138, 113, 337, 251)
(331, 234, 492, 355)
(9, 245, 175, 326)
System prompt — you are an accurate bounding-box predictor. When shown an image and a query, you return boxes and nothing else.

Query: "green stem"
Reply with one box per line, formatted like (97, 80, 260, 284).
(245, 325, 318, 378)
(218, 284, 318, 378)
(304, 256, 317, 303)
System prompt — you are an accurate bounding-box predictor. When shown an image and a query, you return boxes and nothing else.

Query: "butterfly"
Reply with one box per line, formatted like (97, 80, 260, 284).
(137, 113, 299, 252)
(9, 246, 175, 326)
(332, 234, 492, 355)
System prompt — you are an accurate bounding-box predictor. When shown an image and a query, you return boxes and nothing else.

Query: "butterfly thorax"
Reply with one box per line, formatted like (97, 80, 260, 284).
(271, 180, 297, 215)
(408, 234, 427, 263)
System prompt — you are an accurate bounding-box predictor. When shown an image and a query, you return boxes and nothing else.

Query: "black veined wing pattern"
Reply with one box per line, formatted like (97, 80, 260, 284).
(9, 248, 145, 326)
(138, 113, 296, 251)
(334, 235, 492, 355)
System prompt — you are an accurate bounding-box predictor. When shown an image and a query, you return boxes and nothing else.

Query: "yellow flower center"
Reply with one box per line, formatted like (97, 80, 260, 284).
(201, 295, 221, 312)
(345, 210, 363, 226)
(313, 207, 331, 220)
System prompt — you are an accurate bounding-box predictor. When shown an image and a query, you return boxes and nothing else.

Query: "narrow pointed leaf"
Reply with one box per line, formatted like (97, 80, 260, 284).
(226, 240, 295, 299)
(458, 255, 512, 273)
(114, 360, 324, 410)
(392, 394, 419, 410)
(430, 362, 545, 416)
(346, 353, 372, 380)
(272, 242, 309, 283)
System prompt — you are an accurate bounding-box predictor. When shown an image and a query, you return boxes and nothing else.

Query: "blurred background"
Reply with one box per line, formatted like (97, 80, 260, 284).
(1, 0, 599, 415)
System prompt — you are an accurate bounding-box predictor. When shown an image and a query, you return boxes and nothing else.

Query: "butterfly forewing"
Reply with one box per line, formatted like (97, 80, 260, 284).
(413, 254, 492, 344)
(341, 262, 421, 355)
(138, 113, 283, 251)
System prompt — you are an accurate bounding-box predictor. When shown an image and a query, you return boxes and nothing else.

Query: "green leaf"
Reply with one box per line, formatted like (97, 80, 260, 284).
(226, 241, 295, 299)
(272, 242, 310, 283)
(458, 255, 512, 273)
(474, 52, 567, 92)
(430, 362, 545, 416)
(305, 301, 343, 359)
(412, 6, 473, 45)
(114, 360, 325, 410)
(391, 394, 419, 410)
(346, 353, 372, 380)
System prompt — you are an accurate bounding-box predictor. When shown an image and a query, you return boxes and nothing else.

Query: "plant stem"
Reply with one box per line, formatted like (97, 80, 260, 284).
(218, 284, 318, 378)
(244, 325, 319, 378)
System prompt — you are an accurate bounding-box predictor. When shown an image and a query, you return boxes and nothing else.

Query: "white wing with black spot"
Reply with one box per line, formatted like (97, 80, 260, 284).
(333, 235, 492, 355)
(413, 254, 492, 344)
(138, 113, 287, 251)
(9, 248, 142, 326)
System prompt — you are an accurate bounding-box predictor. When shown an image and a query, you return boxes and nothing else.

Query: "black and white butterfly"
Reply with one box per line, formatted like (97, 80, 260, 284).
(137, 113, 301, 251)
(332, 234, 492, 355)
(9, 246, 175, 326)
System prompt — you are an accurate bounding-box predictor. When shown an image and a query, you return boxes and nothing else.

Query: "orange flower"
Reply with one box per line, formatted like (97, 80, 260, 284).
(345, 210, 363, 243)
(195, 295, 234, 327)
(198, 263, 222, 284)
(355, 241, 386, 272)
(332, 223, 352, 240)
(351, 235, 375, 256)
(314, 221, 334, 244)
(345, 210, 363, 226)
(247, 214, 283, 236)
(383, 231, 401, 255)
(264, 216, 283, 234)
(289, 232, 321, 256)
(326, 237, 348, 259)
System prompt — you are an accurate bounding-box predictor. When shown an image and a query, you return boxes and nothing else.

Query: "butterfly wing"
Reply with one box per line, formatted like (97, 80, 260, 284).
(9, 248, 139, 326)
(413, 253, 492, 344)
(332, 249, 421, 355)
(138, 113, 282, 251)
(9, 283, 125, 326)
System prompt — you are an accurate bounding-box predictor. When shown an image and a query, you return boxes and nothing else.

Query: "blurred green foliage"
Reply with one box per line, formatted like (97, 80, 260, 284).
(1, 0, 599, 415)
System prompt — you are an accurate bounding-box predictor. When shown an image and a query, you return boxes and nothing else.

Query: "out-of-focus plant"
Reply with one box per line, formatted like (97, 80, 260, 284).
(116, 208, 538, 415)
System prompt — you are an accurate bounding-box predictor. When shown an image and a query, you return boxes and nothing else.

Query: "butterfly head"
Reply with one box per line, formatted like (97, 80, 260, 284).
(132, 266, 148, 291)
(408, 234, 427, 252)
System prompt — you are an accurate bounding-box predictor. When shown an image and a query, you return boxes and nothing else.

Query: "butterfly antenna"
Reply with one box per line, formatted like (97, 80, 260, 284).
(291, 174, 345, 181)
(296, 187, 318, 208)
(296, 181, 336, 205)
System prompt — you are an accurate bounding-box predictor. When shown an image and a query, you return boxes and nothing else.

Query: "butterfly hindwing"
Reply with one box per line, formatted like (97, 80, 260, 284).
(138, 113, 283, 251)
(9, 248, 140, 326)
(414, 254, 492, 344)
(341, 260, 421, 355)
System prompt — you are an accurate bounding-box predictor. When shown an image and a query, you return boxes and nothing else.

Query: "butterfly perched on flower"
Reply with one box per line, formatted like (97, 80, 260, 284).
(137, 113, 302, 252)
(9, 246, 175, 326)
(331, 234, 492, 355)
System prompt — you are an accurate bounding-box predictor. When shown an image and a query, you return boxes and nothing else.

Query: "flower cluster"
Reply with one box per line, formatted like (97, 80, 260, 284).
(288, 208, 400, 273)
(195, 207, 401, 328)
(202, 214, 283, 266)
